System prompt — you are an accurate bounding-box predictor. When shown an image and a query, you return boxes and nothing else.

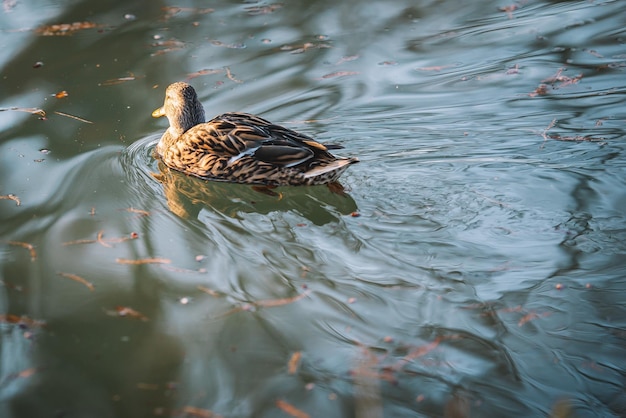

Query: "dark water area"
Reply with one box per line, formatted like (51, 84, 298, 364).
(1, 1, 625, 417)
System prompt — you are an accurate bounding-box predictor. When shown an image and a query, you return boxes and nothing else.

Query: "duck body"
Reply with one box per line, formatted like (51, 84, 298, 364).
(153, 82, 358, 186)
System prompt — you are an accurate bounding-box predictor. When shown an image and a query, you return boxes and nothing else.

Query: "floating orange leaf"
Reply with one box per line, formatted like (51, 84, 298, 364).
(63, 231, 139, 246)
(57, 272, 94, 291)
(35, 21, 100, 36)
(0, 194, 21, 206)
(498, 4, 518, 19)
(518, 312, 539, 327)
(7, 240, 36, 261)
(318, 71, 359, 79)
(531, 68, 583, 96)
(116, 257, 171, 265)
(518, 311, 550, 327)
(416, 64, 456, 72)
(97, 230, 112, 248)
(275, 400, 309, 418)
(336, 55, 359, 65)
(393, 337, 442, 370)
(54, 90, 68, 99)
(197, 286, 220, 297)
(288, 351, 302, 374)
(109, 306, 149, 321)
(0, 314, 45, 327)
(150, 39, 185, 56)
(528, 84, 549, 97)
(123, 207, 151, 217)
(62, 238, 96, 246)
(214, 290, 311, 318)
(186, 68, 223, 80)
(179, 406, 220, 418)
(280, 42, 332, 54)
(556, 74, 583, 88)
(17, 367, 38, 378)
(162, 6, 214, 19)
(225, 67, 243, 84)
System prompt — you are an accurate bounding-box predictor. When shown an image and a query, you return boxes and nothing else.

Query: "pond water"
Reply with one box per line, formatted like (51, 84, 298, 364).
(1, 0, 625, 417)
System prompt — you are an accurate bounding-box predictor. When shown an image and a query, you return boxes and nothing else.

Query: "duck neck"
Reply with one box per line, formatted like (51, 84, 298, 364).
(156, 101, 206, 156)
(173, 101, 206, 135)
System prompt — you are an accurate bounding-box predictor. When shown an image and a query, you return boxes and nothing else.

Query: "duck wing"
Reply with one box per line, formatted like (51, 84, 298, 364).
(206, 112, 336, 167)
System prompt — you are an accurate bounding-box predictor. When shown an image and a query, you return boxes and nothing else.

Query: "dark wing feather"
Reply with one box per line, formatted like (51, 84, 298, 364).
(253, 145, 314, 167)
(203, 112, 336, 168)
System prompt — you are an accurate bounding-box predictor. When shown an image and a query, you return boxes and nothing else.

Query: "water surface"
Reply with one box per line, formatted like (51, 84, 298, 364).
(1, 0, 625, 417)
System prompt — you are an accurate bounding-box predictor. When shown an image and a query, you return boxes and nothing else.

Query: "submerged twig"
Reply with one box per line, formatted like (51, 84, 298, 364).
(57, 272, 94, 291)
(54, 111, 93, 124)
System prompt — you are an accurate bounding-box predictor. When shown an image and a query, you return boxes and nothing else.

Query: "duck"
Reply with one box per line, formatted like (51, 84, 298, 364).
(152, 82, 358, 186)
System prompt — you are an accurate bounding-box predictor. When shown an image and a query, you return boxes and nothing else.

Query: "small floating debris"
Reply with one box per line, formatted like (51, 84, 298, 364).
(317, 71, 359, 80)
(107, 306, 149, 321)
(287, 351, 302, 375)
(57, 272, 94, 291)
(6, 240, 36, 260)
(35, 21, 101, 36)
(0, 107, 46, 117)
(162, 6, 214, 20)
(0, 194, 21, 206)
(275, 399, 309, 418)
(225, 66, 243, 84)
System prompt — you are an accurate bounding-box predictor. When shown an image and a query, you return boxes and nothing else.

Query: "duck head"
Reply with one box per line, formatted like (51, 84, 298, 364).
(152, 82, 206, 138)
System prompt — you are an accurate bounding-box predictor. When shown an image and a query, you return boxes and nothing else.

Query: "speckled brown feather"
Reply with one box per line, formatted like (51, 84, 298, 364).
(153, 82, 358, 185)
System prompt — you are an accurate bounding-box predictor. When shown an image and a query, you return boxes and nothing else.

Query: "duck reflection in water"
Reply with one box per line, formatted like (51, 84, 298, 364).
(152, 161, 358, 224)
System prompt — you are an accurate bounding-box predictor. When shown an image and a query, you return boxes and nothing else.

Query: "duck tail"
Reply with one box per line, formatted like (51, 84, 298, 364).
(302, 157, 359, 180)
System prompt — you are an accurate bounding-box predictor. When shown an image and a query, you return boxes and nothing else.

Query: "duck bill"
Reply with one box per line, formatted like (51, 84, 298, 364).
(152, 106, 166, 118)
